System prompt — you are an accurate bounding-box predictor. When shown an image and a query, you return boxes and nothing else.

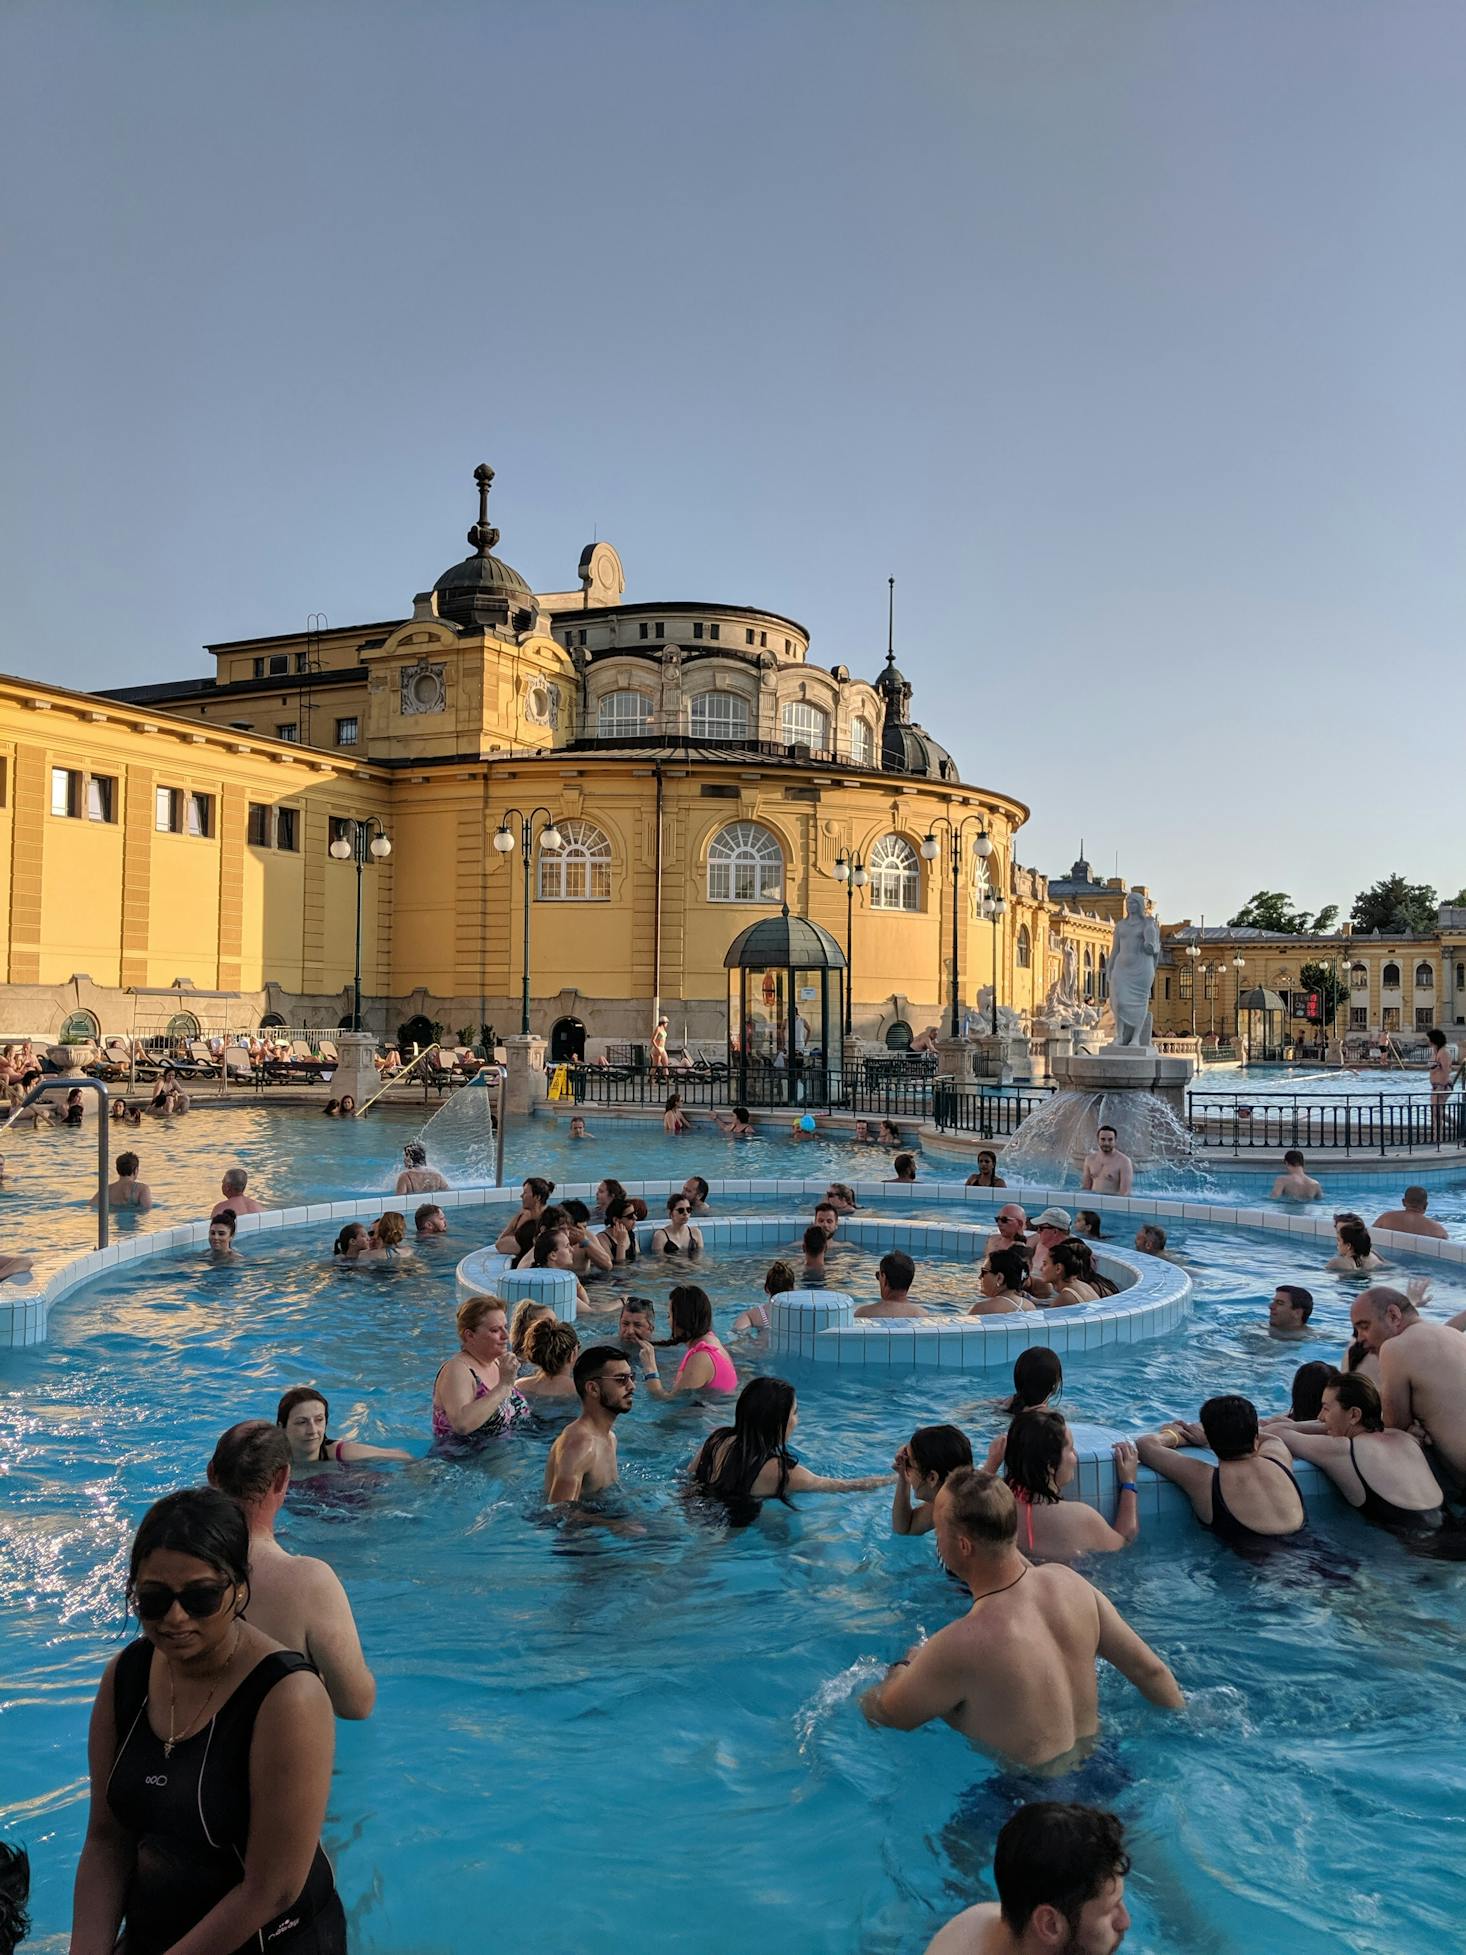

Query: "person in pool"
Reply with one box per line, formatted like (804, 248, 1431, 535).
(567, 1115, 593, 1140)
(968, 1246, 1033, 1317)
(543, 1346, 637, 1501)
(432, 1296, 533, 1442)
(861, 1469, 1183, 1765)
(732, 1262, 795, 1335)
(1268, 1284, 1314, 1339)
(964, 1151, 1006, 1189)
(651, 1193, 704, 1258)
(1137, 1397, 1306, 1549)
(275, 1388, 411, 1472)
(923, 1800, 1133, 1955)
(517, 1319, 581, 1403)
(983, 1349, 1066, 1471)
(663, 1092, 690, 1135)
(823, 1182, 858, 1216)
(596, 1193, 641, 1266)
(509, 1299, 555, 1366)
(615, 1295, 656, 1351)
(1325, 1217, 1386, 1274)
(494, 1176, 556, 1252)
(878, 1119, 902, 1147)
(1274, 1370, 1443, 1532)
(691, 1377, 887, 1519)
(207, 1211, 238, 1261)
(337, 1094, 357, 1118)
(1072, 1210, 1104, 1240)
(1002, 1411, 1140, 1559)
(799, 1223, 829, 1288)
(592, 1177, 626, 1223)
(71, 1486, 344, 1954)
(415, 1203, 448, 1236)
(366, 1212, 413, 1262)
(635, 1285, 737, 1397)
(891, 1424, 974, 1535)
(332, 1222, 369, 1261)
(714, 1104, 754, 1138)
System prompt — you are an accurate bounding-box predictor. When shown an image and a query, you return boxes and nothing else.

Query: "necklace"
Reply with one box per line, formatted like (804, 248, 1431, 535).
(972, 1563, 1029, 1604)
(164, 1626, 241, 1758)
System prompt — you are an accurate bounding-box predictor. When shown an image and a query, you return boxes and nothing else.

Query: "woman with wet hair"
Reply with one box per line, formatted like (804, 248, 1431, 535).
(1002, 1409, 1139, 1558)
(1039, 1237, 1120, 1305)
(968, 1245, 1033, 1316)
(1139, 1395, 1306, 1549)
(332, 1221, 369, 1261)
(509, 1299, 555, 1364)
(1325, 1217, 1385, 1274)
(275, 1388, 410, 1471)
(71, 1487, 344, 1952)
(636, 1285, 736, 1396)
(1276, 1370, 1443, 1532)
(733, 1260, 796, 1334)
(367, 1211, 412, 1261)
(690, 1377, 885, 1523)
(517, 1318, 581, 1403)
(891, 1424, 974, 1535)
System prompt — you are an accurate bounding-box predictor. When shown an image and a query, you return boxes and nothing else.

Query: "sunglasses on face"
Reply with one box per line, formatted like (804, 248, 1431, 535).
(133, 1580, 232, 1621)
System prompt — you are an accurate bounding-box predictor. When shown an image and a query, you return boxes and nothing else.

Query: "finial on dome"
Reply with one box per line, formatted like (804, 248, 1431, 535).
(886, 576, 896, 665)
(467, 463, 500, 557)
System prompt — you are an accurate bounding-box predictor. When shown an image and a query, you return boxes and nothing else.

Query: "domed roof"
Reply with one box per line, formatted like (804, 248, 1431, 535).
(882, 720, 957, 782)
(723, 906, 848, 971)
(432, 464, 531, 628)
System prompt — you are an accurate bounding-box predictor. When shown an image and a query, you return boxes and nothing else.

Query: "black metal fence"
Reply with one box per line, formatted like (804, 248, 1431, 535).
(1188, 1092, 1466, 1154)
(930, 1081, 1058, 1136)
(558, 1060, 937, 1115)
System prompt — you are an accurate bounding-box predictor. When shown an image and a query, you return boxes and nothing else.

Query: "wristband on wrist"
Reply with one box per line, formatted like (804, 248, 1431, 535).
(1118, 1481, 1138, 1493)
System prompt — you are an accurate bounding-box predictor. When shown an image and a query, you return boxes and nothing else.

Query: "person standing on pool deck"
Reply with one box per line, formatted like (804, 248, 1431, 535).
(395, 1142, 450, 1197)
(211, 1168, 262, 1218)
(1270, 1150, 1322, 1201)
(1351, 1285, 1466, 1490)
(543, 1346, 637, 1501)
(71, 1487, 343, 1954)
(208, 1422, 376, 1719)
(1081, 1126, 1133, 1196)
(89, 1152, 152, 1213)
(861, 1470, 1182, 1766)
(922, 1801, 1133, 1955)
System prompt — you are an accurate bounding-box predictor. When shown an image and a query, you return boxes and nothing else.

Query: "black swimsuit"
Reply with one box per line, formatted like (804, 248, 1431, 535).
(107, 1639, 344, 1954)
(1347, 1438, 1443, 1532)
(1205, 1454, 1306, 1551)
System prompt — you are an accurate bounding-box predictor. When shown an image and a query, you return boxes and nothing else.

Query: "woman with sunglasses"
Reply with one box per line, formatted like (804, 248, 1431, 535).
(650, 1193, 704, 1258)
(72, 1486, 343, 1953)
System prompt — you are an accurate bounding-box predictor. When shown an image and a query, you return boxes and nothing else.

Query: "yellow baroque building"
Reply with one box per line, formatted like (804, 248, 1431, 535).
(0, 465, 1116, 1052)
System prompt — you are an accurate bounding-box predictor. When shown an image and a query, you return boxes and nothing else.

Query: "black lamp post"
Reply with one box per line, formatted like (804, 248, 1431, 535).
(492, 806, 563, 1036)
(921, 816, 993, 1037)
(832, 852, 867, 1036)
(981, 888, 1009, 1034)
(328, 816, 392, 1032)
(1186, 940, 1201, 1036)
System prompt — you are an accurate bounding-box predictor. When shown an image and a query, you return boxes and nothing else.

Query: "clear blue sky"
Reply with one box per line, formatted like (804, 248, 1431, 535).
(3, 1, 1463, 922)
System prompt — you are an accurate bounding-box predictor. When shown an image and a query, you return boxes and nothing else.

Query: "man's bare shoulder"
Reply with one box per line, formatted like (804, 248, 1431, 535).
(924, 1901, 999, 1954)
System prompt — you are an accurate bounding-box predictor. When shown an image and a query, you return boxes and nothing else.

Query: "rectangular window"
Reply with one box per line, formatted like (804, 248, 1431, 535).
(784, 638, 791, 654)
(1382, 1007, 1401, 1031)
(276, 723, 298, 742)
(1177, 970, 1193, 1001)
(1457, 962, 1465, 990)
(186, 791, 213, 839)
(1416, 1007, 1434, 1030)
(269, 654, 288, 675)
(295, 651, 309, 673)
(759, 631, 767, 648)
(639, 623, 649, 640)
(156, 787, 182, 833)
(253, 657, 265, 678)
(709, 622, 720, 641)
(335, 717, 358, 747)
(1163, 975, 1172, 999)
(87, 774, 116, 822)
(50, 766, 81, 818)
(693, 622, 704, 640)
(1350, 1006, 1367, 1029)
(247, 803, 271, 847)
(276, 807, 298, 851)
(655, 623, 664, 639)
(746, 628, 755, 645)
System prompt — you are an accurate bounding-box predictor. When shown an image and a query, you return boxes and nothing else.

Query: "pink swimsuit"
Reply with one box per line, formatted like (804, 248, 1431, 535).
(675, 1335, 738, 1393)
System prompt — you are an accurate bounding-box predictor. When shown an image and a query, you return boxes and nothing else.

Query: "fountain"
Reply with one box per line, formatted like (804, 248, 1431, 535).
(413, 1073, 501, 1185)
(1001, 890, 1201, 1188)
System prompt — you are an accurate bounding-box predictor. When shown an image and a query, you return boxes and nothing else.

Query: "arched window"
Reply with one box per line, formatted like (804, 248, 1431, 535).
(708, 822, 783, 904)
(1350, 962, 1367, 987)
(1083, 947, 1095, 1002)
(1016, 925, 1032, 969)
(868, 834, 920, 911)
(885, 1020, 913, 1050)
(538, 819, 612, 901)
(60, 1009, 100, 1044)
(1382, 962, 1401, 989)
(1415, 961, 1434, 989)
(1098, 950, 1108, 999)
(781, 700, 830, 750)
(597, 690, 653, 739)
(690, 692, 750, 741)
(850, 717, 875, 766)
(259, 1012, 286, 1029)
(166, 1011, 200, 1040)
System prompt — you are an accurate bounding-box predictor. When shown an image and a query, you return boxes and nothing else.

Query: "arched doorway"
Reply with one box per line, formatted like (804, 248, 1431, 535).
(551, 1016, 586, 1063)
(884, 1020, 913, 1051)
(398, 1013, 438, 1055)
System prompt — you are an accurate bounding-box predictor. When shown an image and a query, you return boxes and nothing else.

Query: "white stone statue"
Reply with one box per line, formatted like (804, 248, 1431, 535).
(1043, 939, 1081, 1017)
(975, 988, 1026, 1039)
(1106, 890, 1161, 1049)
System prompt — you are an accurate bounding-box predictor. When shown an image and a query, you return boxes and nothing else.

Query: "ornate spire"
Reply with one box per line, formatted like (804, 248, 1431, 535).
(886, 575, 896, 666)
(467, 462, 500, 557)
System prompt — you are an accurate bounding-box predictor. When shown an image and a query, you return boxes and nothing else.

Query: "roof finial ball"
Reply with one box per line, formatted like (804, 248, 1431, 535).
(467, 462, 500, 556)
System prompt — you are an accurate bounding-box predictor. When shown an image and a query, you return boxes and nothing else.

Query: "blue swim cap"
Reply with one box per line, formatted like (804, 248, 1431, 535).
(799, 1114, 817, 1132)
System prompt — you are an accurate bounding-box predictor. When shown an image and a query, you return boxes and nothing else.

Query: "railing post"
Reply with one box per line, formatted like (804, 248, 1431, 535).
(1379, 1092, 1386, 1158)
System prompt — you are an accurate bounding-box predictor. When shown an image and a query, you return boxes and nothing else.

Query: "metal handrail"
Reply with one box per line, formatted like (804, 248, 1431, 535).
(353, 1042, 446, 1117)
(3, 1076, 112, 1246)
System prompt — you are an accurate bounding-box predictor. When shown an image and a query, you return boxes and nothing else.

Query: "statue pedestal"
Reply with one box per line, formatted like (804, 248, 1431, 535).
(331, 1031, 379, 1108)
(969, 1034, 1010, 1085)
(935, 1036, 972, 1081)
(504, 1034, 548, 1116)
(1051, 1046, 1194, 1118)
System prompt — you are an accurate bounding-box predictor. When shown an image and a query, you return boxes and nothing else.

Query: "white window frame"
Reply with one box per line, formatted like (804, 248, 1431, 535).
(156, 786, 182, 833)
(51, 766, 81, 818)
(538, 819, 612, 901)
(690, 692, 750, 741)
(708, 822, 783, 904)
(867, 834, 920, 912)
(781, 700, 830, 750)
(850, 717, 875, 765)
(336, 717, 359, 748)
(597, 690, 654, 739)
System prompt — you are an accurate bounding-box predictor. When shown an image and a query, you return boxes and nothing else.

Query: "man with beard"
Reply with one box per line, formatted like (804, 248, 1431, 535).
(543, 1346, 637, 1503)
(923, 1802, 1133, 1953)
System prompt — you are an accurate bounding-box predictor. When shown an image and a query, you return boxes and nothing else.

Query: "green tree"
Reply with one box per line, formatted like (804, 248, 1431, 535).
(1310, 903, 1340, 933)
(1299, 960, 1349, 1029)
(1350, 875, 1438, 935)
(1228, 891, 1338, 934)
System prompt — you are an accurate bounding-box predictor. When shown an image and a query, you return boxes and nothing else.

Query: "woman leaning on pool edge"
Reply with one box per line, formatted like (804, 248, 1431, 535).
(71, 1487, 344, 1954)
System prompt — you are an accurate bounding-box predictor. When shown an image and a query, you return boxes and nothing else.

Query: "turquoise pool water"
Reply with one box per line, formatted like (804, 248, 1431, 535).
(4, 1170, 1466, 1953)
